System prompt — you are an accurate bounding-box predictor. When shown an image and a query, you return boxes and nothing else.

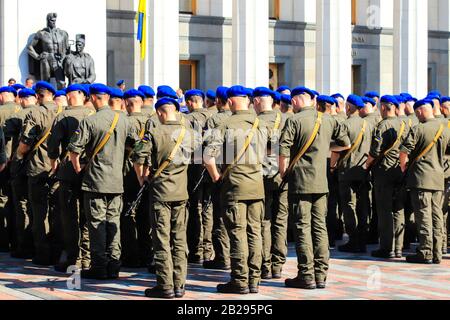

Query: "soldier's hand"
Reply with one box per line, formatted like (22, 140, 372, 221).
(0, 163, 5, 173)
(212, 173, 222, 184)
(50, 159, 60, 175)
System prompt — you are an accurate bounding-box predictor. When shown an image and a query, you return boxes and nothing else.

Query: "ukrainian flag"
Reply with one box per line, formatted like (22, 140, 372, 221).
(137, 0, 147, 60)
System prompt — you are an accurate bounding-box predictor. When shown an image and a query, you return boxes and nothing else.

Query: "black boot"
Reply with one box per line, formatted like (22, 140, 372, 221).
(81, 267, 108, 280)
(145, 286, 175, 299)
(217, 282, 249, 294)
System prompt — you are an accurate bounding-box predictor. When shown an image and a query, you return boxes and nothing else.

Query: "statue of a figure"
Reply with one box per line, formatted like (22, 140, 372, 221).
(27, 13, 70, 90)
(64, 34, 96, 85)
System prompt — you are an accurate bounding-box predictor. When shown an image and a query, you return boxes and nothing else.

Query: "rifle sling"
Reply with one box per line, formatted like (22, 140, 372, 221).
(86, 112, 120, 165)
(222, 118, 260, 179)
(284, 112, 323, 179)
(338, 120, 367, 168)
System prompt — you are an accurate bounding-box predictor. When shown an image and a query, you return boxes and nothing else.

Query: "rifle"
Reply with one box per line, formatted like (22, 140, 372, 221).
(124, 180, 150, 217)
(192, 168, 207, 194)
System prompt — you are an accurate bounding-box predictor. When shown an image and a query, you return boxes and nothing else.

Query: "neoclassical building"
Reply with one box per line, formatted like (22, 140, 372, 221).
(1, 0, 449, 98)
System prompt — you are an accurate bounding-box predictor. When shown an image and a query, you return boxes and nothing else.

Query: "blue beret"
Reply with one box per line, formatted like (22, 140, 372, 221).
(253, 87, 274, 98)
(155, 97, 180, 111)
(281, 94, 292, 105)
(331, 93, 345, 100)
(185, 89, 205, 100)
(157, 85, 178, 100)
(400, 93, 416, 102)
(414, 99, 433, 110)
(311, 90, 319, 98)
(18, 88, 36, 98)
(429, 90, 441, 98)
(12, 84, 26, 91)
(124, 89, 145, 100)
(34, 81, 56, 95)
(362, 96, 376, 106)
(365, 91, 380, 99)
(89, 83, 111, 95)
(54, 90, 67, 98)
(66, 84, 89, 97)
(347, 95, 365, 108)
(380, 95, 399, 108)
(110, 88, 124, 99)
(276, 86, 290, 93)
(206, 90, 216, 100)
(394, 95, 406, 104)
(245, 88, 254, 98)
(0, 86, 17, 96)
(291, 86, 315, 99)
(216, 87, 229, 101)
(138, 85, 155, 98)
(227, 86, 249, 98)
(427, 94, 441, 102)
(317, 95, 336, 105)
(440, 96, 450, 104)
(273, 91, 281, 103)
(117, 80, 125, 86)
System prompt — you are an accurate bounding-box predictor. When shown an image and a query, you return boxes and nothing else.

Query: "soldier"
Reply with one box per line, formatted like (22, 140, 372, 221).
(399, 99, 450, 264)
(0, 127, 5, 173)
(366, 95, 407, 259)
(138, 85, 156, 118)
(16, 81, 62, 265)
(4, 89, 39, 259)
(439, 96, 450, 254)
(333, 95, 372, 253)
(331, 93, 348, 123)
(206, 90, 218, 114)
(361, 96, 382, 128)
(279, 86, 351, 290)
(68, 83, 130, 279)
(184, 89, 211, 264)
(47, 84, 93, 272)
(54, 90, 68, 111)
(204, 85, 268, 295)
(276, 86, 291, 95)
(120, 89, 152, 268)
(365, 91, 382, 118)
(272, 91, 281, 112)
(253, 87, 288, 279)
(202, 87, 232, 270)
(109, 88, 125, 112)
(0, 86, 20, 252)
(117, 80, 126, 92)
(280, 94, 294, 118)
(133, 97, 197, 299)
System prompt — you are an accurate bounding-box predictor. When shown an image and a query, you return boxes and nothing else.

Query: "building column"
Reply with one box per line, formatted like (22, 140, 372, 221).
(232, 0, 269, 87)
(0, 0, 20, 84)
(316, 0, 352, 95)
(146, 0, 179, 89)
(393, 0, 428, 97)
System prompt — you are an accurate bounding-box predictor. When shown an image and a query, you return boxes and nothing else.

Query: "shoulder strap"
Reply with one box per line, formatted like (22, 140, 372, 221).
(152, 125, 187, 179)
(87, 112, 120, 164)
(338, 119, 367, 167)
(447, 119, 450, 129)
(285, 112, 323, 176)
(222, 118, 260, 179)
(411, 124, 445, 166)
(273, 112, 282, 131)
(31, 106, 64, 153)
(383, 121, 406, 156)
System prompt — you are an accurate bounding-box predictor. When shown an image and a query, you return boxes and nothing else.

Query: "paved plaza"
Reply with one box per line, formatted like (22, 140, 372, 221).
(0, 242, 448, 301)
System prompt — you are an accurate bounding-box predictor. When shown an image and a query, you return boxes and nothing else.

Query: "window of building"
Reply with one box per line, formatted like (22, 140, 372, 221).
(180, 0, 196, 14)
(180, 60, 198, 92)
(351, 0, 357, 25)
(269, 0, 280, 20)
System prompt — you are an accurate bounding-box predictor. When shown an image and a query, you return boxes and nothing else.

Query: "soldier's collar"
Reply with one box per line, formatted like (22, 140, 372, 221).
(424, 117, 438, 123)
(129, 112, 143, 116)
(97, 105, 111, 112)
(298, 106, 315, 112)
(2, 101, 16, 105)
(142, 105, 154, 109)
(349, 113, 360, 118)
(233, 110, 254, 115)
(260, 110, 275, 115)
(165, 120, 181, 125)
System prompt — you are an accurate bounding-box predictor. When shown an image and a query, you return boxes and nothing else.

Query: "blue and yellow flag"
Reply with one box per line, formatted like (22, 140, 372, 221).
(136, 0, 147, 60)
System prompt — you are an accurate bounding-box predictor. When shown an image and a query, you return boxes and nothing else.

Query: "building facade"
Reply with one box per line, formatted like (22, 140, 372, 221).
(1, 0, 449, 98)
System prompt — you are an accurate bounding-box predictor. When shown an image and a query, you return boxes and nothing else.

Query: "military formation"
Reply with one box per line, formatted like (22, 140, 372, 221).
(0, 80, 449, 299)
